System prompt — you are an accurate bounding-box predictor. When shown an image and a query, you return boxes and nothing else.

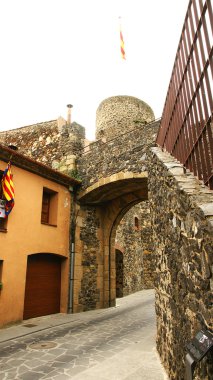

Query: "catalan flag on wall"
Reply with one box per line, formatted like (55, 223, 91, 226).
(1, 162, 15, 216)
(119, 17, 126, 60)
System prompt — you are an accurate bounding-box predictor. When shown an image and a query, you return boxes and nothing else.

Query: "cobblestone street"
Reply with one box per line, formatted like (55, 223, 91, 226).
(0, 290, 168, 380)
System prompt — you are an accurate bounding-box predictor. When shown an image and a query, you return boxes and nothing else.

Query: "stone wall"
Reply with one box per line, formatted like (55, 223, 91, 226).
(0, 119, 85, 175)
(77, 205, 101, 311)
(148, 147, 213, 380)
(96, 95, 155, 140)
(138, 201, 156, 289)
(115, 201, 155, 294)
(78, 120, 160, 189)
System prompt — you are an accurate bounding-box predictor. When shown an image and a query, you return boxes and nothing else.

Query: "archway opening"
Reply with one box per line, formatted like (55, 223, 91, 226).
(110, 200, 155, 304)
(76, 174, 153, 310)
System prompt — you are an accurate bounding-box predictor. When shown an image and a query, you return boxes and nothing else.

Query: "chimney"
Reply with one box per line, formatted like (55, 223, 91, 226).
(67, 104, 73, 125)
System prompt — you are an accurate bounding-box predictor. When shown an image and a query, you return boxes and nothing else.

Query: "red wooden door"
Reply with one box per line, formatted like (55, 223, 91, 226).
(23, 254, 61, 319)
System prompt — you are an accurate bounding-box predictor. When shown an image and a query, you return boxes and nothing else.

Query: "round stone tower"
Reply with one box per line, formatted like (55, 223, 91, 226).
(96, 95, 155, 140)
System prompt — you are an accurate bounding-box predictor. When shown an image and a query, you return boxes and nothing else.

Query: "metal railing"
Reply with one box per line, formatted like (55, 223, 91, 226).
(156, 0, 213, 189)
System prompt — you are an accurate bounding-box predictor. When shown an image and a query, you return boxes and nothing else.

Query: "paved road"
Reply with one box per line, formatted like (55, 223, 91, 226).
(0, 290, 168, 380)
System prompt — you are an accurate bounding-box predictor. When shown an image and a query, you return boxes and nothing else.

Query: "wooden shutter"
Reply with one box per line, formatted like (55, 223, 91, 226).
(41, 192, 50, 224)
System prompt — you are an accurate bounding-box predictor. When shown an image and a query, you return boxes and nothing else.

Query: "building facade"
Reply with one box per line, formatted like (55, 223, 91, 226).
(0, 145, 79, 327)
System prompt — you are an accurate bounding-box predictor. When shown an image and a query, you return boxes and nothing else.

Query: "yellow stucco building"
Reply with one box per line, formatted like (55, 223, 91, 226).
(0, 144, 79, 327)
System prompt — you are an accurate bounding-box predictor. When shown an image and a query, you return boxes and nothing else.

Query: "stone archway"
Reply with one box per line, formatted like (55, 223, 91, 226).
(74, 173, 151, 312)
(106, 198, 147, 308)
(114, 201, 155, 297)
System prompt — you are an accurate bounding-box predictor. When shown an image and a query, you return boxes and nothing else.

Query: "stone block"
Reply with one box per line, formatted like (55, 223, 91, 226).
(76, 216, 83, 227)
(198, 203, 213, 217)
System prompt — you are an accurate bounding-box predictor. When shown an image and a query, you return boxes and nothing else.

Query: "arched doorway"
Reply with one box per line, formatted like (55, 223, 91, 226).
(76, 173, 151, 311)
(110, 200, 154, 303)
(114, 201, 155, 297)
(23, 253, 63, 319)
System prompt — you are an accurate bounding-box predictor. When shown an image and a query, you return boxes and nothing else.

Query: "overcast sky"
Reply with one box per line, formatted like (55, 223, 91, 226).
(0, 0, 189, 140)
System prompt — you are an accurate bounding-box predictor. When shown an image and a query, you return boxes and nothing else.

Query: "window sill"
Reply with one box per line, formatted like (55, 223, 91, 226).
(41, 222, 57, 227)
(0, 228, 7, 233)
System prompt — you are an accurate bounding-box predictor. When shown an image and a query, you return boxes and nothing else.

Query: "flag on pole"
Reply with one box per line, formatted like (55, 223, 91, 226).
(1, 162, 15, 216)
(119, 17, 126, 60)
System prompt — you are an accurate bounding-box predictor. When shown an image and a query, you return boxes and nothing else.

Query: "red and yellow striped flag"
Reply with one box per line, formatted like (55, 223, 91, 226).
(1, 162, 15, 216)
(2, 162, 14, 201)
(119, 18, 126, 60)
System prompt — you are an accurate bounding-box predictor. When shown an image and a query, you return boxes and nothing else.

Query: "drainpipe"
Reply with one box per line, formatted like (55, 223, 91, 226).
(68, 186, 76, 314)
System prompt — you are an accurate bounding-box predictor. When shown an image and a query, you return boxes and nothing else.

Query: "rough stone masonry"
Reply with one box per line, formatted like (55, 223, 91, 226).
(148, 147, 213, 380)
